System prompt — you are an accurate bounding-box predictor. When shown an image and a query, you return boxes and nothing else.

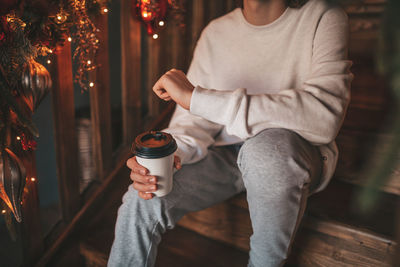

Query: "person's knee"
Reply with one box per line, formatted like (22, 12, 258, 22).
(238, 128, 310, 191)
(238, 129, 301, 170)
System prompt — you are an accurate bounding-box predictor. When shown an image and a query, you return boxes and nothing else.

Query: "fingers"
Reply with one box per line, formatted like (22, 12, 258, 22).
(160, 91, 171, 101)
(152, 68, 186, 98)
(174, 155, 182, 170)
(127, 157, 157, 200)
(132, 181, 157, 192)
(129, 171, 156, 184)
(126, 157, 148, 175)
(138, 191, 154, 200)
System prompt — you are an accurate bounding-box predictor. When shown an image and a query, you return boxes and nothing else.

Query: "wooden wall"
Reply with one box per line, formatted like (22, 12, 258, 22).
(122, 0, 238, 132)
(336, 0, 399, 194)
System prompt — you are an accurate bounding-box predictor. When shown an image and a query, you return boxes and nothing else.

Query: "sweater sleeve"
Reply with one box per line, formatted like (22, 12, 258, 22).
(190, 8, 353, 145)
(163, 28, 223, 165)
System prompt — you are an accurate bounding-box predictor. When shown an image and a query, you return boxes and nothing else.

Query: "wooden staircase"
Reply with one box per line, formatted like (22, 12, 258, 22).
(77, 172, 398, 267)
(74, 1, 400, 266)
(178, 180, 397, 267)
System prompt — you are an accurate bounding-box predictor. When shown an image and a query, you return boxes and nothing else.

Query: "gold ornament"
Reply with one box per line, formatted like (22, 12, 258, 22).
(20, 60, 53, 111)
(55, 7, 68, 24)
(0, 148, 26, 223)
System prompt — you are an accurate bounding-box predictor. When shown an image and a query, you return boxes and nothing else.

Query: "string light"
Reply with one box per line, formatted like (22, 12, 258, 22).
(158, 21, 165, 26)
(16, 136, 21, 140)
(103, 8, 108, 13)
(31, 177, 36, 182)
(49, 49, 53, 53)
(152, 33, 159, 39)
(70, 0, 100, 91)
(47, 59, 51, 64)
(87, 60, 91, 65)
(1, 210, 5, 214)
(67, 36, 72, 42)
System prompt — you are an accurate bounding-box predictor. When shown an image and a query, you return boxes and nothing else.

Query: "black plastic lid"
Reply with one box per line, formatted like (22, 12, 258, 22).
(131, 131, 177, 159)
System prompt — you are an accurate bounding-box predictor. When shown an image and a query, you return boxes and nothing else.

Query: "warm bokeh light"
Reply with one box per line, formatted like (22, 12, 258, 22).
(31, 177, 36, 182)
(159, 20, 165, 26)
(152, 33, 159, 39)
(89, 82, 94, 87)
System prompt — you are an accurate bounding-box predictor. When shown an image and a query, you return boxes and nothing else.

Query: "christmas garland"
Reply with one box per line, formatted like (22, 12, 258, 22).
(0, 0, 110, 223)
(0, 0, 186, 226)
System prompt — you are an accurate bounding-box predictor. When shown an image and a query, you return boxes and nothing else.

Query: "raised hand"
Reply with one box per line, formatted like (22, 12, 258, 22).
(152, 69, 195, 110)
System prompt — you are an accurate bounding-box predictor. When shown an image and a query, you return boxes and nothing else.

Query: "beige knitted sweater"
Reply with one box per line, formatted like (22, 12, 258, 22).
(164, 0, 353, 192)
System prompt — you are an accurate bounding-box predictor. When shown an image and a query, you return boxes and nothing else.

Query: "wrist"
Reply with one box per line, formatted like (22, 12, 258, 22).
(184, 89, 193, 110)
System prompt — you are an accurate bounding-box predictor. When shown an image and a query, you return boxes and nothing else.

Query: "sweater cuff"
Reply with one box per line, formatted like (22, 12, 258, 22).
(190, 86, 231, 123)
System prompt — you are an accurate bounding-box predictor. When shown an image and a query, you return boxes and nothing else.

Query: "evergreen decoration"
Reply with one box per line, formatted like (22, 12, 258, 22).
(0, 0, 111, 224)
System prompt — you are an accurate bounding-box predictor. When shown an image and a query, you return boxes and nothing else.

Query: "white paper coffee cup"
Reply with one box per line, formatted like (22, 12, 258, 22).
(132, 131, 177, 197)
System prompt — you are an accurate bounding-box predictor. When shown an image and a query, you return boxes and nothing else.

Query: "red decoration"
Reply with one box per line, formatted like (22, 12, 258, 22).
(19, 133, 37, 151)
(134, 0, 169, 35)
(0, 16, 12, 45)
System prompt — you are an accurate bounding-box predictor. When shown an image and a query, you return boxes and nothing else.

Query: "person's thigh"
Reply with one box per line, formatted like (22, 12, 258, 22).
(155, 144, 245, 217)
(237, 128, 322, 267)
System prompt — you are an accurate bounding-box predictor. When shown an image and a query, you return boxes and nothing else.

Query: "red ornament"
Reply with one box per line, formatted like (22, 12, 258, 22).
(19, 133, 37, 151)
(0, 16, 12, 45)
(133, 0, 169, 35)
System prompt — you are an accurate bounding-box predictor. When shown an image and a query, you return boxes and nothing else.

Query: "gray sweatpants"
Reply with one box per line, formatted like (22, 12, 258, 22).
(108, 129, 322, 267)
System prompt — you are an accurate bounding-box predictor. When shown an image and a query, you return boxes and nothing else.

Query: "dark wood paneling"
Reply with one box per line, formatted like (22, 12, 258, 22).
(146, 35, 162, 121)
(90, 14, 113, 179)
(35, 147, 131, 267)
(335, 129, 400, 195)
(51, 42, 80, 222)
(20, 152, 44, 265)
(121, 0, 142, 144)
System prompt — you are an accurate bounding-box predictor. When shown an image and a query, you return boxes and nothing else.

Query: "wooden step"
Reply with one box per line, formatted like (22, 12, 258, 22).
(77, 161, 399, 266)
(78, 173, 248, 267)
(287, 216, 396, 267)
(335, 129, 400, 196)
(178, 180, 398, 266)
(80, 217, 249, 267)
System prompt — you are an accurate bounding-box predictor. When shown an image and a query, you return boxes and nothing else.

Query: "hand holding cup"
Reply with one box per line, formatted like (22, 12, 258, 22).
(127, 155, 181, 200)
(128, 131, 180, 200)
